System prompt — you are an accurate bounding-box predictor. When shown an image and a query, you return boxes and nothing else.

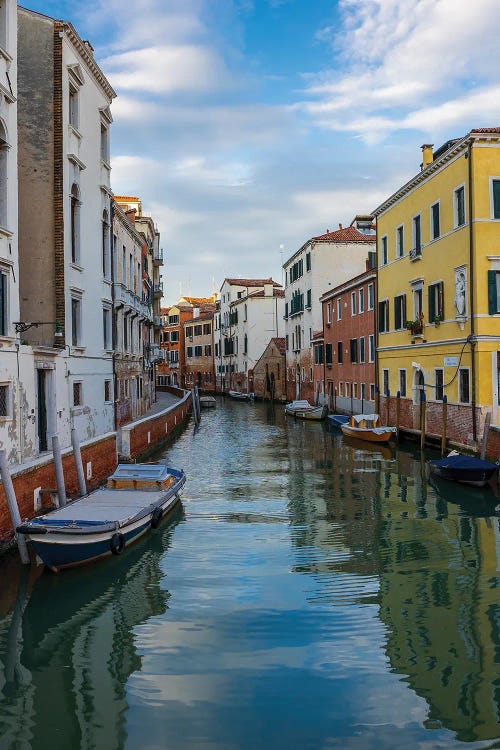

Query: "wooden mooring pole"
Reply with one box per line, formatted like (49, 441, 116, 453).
(0, 449, 30, 564)
(480, 411, 491, 461)
(385, 389, 390, 427)
(420, 391, 426, 452)
(441, 396, 448, 456)
(71, 428, 87, 497)
(396, 391, 401, 442)
(52, 435, 67, 507)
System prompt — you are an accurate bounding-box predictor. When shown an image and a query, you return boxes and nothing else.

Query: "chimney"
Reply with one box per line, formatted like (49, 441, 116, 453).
(421, 143, 434, 170)
(339, 223, 343, 230)
(264, 283, 273, 297)
(193, 307, 200, 319)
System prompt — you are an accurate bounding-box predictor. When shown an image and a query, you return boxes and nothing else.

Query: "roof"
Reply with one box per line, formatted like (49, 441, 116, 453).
(246, 289, 285, 299)
(272, 337, 286, 354)
(184, 312, 214, 324)
(312, 226, 376, 243)
(320, 267, 376, 302)
(222, 277, 281, 288)
(179, 295, 216, 305)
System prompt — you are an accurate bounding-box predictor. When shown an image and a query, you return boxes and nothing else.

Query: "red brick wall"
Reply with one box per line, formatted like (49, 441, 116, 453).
(126, 396, 192, 459)
(0, 434, 117, 542)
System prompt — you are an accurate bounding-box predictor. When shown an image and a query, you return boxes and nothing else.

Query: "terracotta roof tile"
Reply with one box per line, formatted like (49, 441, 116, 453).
(471, 127, 500, 133)
(313, 226, 376, 243)
(246, 288, 285, 299)
(224, 277, 281, 287)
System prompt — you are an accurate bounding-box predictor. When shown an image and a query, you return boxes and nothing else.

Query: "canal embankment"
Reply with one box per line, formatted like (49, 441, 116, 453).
(0, 388, 193, 554)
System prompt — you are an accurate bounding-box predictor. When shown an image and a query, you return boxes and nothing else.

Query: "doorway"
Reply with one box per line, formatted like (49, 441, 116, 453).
(37, 369, 48, 452)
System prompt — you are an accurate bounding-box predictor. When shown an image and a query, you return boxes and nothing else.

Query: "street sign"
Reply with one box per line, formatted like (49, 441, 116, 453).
(444, 356, 458, 367)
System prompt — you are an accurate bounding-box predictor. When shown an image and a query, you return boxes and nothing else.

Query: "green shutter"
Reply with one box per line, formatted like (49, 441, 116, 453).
(394, 297, 400, 330)
(488, 270, 498, 314)
(428, 284, 435, 321)
(494, 180, 500, 219)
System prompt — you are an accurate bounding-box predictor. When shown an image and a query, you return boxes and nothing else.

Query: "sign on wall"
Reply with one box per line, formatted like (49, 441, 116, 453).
(444, 356, 458, 367)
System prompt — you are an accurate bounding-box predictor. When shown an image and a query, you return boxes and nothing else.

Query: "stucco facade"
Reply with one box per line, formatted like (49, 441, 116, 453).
(183, 312, 215, 392)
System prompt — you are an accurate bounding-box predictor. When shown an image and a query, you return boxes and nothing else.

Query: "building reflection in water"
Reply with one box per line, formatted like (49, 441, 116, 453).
(0, 507, 182, 750)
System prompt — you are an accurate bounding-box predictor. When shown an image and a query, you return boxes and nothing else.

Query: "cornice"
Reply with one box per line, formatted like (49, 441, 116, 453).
(60, 22, 116, 101)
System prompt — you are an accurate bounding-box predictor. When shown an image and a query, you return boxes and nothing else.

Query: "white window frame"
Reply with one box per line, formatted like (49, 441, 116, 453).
(351, 291, 357, 316)
(70, 293, 83, 348)
(380, 235, 388, 266)
(396, 224, 404, 258)
(454, 183, 466, 228)
(412, 213, 422, 253)
(368, 283, 374, 311)
(359, 336, 365, 363)
(104, 379, 112, 404)
(458, 367, 470, 404)
(326, 302, 331, 325)
(73, 380, 83, 407)
(399, 368, 406, 398)
(430, 201, 440, 240)
(383, 368, 389, 396)
(102, 304, 112, 351)
(337, 298, 342, 320)
(489, 176, 500, 220)
(359, 287, 365, 313)
(0, 381, 12, 420)
(368, 334, 375, 363)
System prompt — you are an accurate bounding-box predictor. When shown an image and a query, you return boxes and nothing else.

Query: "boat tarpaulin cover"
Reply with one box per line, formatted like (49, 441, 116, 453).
(429, 455, 497, 470)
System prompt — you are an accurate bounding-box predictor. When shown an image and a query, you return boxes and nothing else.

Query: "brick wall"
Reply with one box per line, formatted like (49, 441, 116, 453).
(120, 392, 192, 460)
(0, 433, 117, 543)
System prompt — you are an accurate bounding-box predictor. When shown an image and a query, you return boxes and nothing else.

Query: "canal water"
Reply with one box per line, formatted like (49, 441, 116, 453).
(0, 399, 499, 750)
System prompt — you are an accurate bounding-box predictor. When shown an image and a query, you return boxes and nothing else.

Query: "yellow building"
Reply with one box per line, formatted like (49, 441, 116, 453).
(373, 129, 500, 447)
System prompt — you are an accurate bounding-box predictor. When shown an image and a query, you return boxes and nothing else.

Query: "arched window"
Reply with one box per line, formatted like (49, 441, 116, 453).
(102, 208, 110, 278)
(70, 183, 81, 264)
(0, 120, 9, 228)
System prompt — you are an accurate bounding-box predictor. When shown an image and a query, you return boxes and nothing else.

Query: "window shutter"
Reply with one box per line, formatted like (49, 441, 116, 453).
(438, 282, 444, 318)
(394, 297, 400, 330)
(488, 270, 498, 314)
(494, 180, 500, 219)
(428, 284, 435, 321)
(402, 294, 406, 326)
(378, 301, 384, 332)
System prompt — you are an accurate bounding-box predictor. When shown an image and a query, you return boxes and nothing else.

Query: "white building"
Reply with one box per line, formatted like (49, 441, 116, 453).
(16, 8, 116, 458)
(215, 278, 284, 393)
(283, 218, 375, 402)
(0, 0, 21, 463)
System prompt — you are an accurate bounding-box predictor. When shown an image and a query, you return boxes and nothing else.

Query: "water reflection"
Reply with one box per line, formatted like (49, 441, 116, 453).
(0, 507, 183, 750)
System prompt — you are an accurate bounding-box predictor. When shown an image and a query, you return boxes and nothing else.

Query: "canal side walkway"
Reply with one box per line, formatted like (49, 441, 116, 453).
(0, 388, 194, 551)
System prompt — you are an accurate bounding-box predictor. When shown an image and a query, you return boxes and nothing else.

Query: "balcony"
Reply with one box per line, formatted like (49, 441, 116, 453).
(146, 343, 163, 362)
(153, 282, 163, 297)
(409, 247, 422, 262)
(153, 315, 163, 327)
(153, 248, 164, 266)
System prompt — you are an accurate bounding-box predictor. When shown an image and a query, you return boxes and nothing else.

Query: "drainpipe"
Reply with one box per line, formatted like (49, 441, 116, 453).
(321, 297, 326, 407)
(467, 140, 477, 443)
(110, 200, 117, 431)
(374, 220, 380, 407)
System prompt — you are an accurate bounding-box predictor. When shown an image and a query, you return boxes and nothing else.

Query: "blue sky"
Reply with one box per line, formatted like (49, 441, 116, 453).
(26, 0, 500, 303)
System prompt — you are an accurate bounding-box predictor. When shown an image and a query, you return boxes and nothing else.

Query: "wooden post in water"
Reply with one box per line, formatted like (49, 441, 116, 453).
(374, 386, 380, 416)
(385, 389, 390, 426)
(52, 435, 67, 507)
(71, 428, 87, 496)
(420, 391, 426, 452)
(0, 449, 30, 564)
(441, 396, 447, 456)
(480, 411, 491, 461)
(396, 391, 401, 442)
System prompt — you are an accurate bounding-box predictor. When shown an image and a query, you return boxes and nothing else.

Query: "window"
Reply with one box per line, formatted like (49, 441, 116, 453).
(306, 289, 312, 309)
(337, 298, 342, 320)
(204, 345, 212, 356)
(455, 186, 466, 227)
(370, 383, 375, 400)
(435, 369, 444, 401)
(194, 324, 203, 336)
(350, 338, 358, 363)
(102, 210, 110, 278)
(104, 380, 112, 403)
(100, 122, 110, 164)
(383, 369, 389, 396)
(345, 382, 350, 398)
(359, 336, 365, 363)
(487, 270, 500, 314)
(195, 345, 203, 356)
(69, 82, 79, 129)
(170, 331, 179, 343)
(306, 253, 311, 271)
(0, 269, 7, 336)
(326, 303, 332, 325)
(73, 381, 82, 406)
(412, 215, 421, 255)
(492, 179, 500, 219)
(368, 283, 374, 310)
(0, 120, 8, 227)
(381, 235, 388, 265)
(203, 323, 211, 335)
(0, 2, 8, 50)
(399, 369, 406, 397)
(314, 344, 324, 365)
(123, 314, 128, 351)
(169, 314, 179, 325)
(413, 284, 423, 320)
(325, 343, 333, 366)
(394, 293, 407, 330)
(431, 202, 440, 240)
(0, 383, 11, 418)
(186, 326, 193, 338)
(290, 258, 304, 282)
(351, 292, 357, 316)
(187, 346, 193, 358)
(459, 368, 470, 403)
(359, 288, 365, 313)
(369, 334, 375, 363)
(396, 225, 404, 257)
(353, 382, 358, 398)
(378, 300, 389, 333)
(70, 184, 81, 264)
(102, 306, 111, 350)
(71, 296, 81, 346)
(337, 342, 343, 364)
(361, 383, 366, 400)
(428, 281, 444, 321)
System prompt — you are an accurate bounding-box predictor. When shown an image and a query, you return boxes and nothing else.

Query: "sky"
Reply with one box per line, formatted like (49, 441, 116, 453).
(26, 0, 500, 304)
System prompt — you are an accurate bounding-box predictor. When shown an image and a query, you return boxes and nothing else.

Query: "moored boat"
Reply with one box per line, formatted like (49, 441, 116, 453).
(228, 390, 254, 402)
(285, 400, 328, 420)
(428, 452, 499, 487)
(199, 395, 216, 408)
(341, 413, 396, 443)
(17, 463, 186, 572)
(327, 414, 350, 429)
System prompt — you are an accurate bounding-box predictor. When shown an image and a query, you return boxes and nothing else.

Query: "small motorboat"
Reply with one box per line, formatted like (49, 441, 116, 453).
(199, 396, 216, 408)
(228, 390, 254, 402)
(285, 400, 328, 420)
(17, 463, 186, 572)
(341, 413, 396, 443)
(428, 451, 499, 487)
(327, 414, 349, 429)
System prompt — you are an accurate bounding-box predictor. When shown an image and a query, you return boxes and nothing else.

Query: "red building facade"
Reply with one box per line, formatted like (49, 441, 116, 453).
(318, 265, 377, 414)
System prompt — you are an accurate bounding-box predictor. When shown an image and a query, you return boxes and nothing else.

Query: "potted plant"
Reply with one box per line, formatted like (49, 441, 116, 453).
(433, 314, 441, 326)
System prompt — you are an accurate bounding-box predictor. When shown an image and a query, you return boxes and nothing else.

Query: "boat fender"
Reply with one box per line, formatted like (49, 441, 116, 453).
(151, 507, 163, 529)
(110, 532, 125, 555)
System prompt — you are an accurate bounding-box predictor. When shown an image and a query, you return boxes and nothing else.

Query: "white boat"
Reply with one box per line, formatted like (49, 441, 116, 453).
(228, 390, 254, 402)
(341, 413, 396, 443)
(17, 463, 185, 572)
(199, 396, 216, 408)
(285, 400, 328, 420)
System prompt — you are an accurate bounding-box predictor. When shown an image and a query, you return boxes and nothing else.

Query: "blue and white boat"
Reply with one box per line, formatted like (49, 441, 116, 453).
(17, 463, 186, 572)
(327, 414, 349, 429)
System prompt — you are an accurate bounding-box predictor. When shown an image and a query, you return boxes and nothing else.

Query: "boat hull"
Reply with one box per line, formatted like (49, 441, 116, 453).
(285, 403, 328, 420)
(228, 391, 254, 402)
(341, 425, 394, 443)
(18, 469, 185, 572)
(327, 414, 349, 429)
(428, 462, 497, 487)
